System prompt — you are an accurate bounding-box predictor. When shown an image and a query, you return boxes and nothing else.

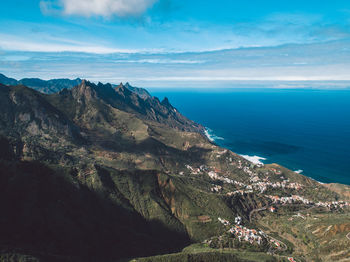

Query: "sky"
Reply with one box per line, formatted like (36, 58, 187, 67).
(1, 0, 350, 87)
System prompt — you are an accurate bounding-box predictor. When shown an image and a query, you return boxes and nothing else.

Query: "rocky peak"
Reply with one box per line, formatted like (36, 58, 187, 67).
(161, 97, 173, 109)
(72, 80, 97, 103)
(114, 82, 133, 98)
(116, 82, 125, 90)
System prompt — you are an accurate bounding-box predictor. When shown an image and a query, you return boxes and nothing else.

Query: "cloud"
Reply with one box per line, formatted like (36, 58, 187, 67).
(41, 0, 158, 18)
(0, 33, 137, 53)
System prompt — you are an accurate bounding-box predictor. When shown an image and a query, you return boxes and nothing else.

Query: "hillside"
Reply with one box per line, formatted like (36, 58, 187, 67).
(0, 80, 348, 262)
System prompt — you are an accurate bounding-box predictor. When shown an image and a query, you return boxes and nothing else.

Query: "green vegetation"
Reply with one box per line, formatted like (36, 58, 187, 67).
(131, 244, 287, 262)
(0, 81, 348, 261)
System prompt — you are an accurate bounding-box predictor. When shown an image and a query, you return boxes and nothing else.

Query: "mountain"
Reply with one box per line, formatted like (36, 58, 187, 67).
(0, 80, 349, 262)
(0, 73, 18, 86)
(0, 73, 82, 94)
(115, 82, 152, 100)
(0, 73, 153, 100)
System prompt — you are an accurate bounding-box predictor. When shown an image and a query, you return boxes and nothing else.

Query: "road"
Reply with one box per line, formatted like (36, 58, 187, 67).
(249, 205, 291, 255)
(267, 236, 288, 255)
(249, 206, 267, 222)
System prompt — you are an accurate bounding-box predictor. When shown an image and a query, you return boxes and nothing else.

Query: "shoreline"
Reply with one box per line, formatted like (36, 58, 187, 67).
(204, 127, 333, 185)
(204, 128, 224, 142)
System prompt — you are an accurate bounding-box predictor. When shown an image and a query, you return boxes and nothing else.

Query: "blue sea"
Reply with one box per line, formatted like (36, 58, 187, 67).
(149, 88, 350, 185)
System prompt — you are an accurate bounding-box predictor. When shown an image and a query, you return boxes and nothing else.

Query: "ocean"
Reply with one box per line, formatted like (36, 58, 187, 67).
(149, 88, 350, 185)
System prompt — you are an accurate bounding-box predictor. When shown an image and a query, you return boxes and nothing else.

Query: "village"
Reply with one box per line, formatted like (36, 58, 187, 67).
(216, 216, 290, 253)
(218, 217, 265, 246)
(178, 145, 350, 262)
(183, 154, 349, 261)
(184, 161, 304, 197)
(203, 215, 301, 261)
(183, 161, 349, 211)
(266, 194, 349, 210)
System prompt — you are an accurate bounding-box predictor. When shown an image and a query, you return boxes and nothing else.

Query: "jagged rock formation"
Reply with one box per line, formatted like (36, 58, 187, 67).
(116, 82, 152, 100)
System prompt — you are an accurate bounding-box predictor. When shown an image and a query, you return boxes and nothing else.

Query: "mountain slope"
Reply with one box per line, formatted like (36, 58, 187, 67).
(0, 80, 348, 262)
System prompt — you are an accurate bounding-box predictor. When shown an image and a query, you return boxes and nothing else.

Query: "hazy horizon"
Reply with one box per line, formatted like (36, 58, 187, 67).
(2, 0, 350, 87)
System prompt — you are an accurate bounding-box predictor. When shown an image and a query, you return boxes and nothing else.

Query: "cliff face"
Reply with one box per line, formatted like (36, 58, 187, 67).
(0, 80, 348, 262)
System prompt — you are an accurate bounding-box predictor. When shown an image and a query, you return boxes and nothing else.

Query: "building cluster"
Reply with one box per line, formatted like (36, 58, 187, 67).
(266, 194, 310, 205)
(186, 163, 348, 212)
(218, 217, 266, 246)
(248, 180, 304, 193)
(234, 180, 246, 187)
(211, 185, 223, 192)
(208, 171, 234, 184)
(266, 195, 349, 210)
(226, 190, 245, 196)
(207, 161, 303, 194)
(226, 190, 252, 196)
(315, 200, 349, 209)
(234, 216, 242, 225)
(229, 225, 264, 245)
(224, 179, 304, 196)
(184, 164, 210, 175)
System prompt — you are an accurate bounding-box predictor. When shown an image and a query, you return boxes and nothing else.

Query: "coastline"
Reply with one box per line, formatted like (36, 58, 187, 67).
(204, 127, 328, 184)
(204, 127, 268, 166)
(204, 128, 224, 142)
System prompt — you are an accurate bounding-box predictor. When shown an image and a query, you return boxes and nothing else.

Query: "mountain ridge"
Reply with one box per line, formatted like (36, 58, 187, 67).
(0, 73, 82, 94)
(0, 73, 152, 99)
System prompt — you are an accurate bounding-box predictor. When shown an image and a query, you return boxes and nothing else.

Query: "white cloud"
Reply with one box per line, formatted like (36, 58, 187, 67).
(0, 33, 137, 53)
(41, 0, 158, 18)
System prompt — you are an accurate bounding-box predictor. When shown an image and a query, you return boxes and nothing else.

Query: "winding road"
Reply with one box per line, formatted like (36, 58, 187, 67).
(268, 236, 288, 254)
(248, 205, 289, 255)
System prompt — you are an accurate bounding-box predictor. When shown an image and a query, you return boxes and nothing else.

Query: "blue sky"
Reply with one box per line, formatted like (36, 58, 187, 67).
(1, 0, 350, 87)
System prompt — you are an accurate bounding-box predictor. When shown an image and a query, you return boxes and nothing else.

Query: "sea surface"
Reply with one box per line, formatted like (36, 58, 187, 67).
(149, 88, 350, 185)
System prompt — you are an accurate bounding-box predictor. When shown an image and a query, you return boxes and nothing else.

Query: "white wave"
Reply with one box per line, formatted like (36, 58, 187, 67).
(240, 155, 267, 165)
(294, 170, 325, 184)
(204, 128, 224, 142)
(309, 177, 325, 184)
(294, 169, 303, 174)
